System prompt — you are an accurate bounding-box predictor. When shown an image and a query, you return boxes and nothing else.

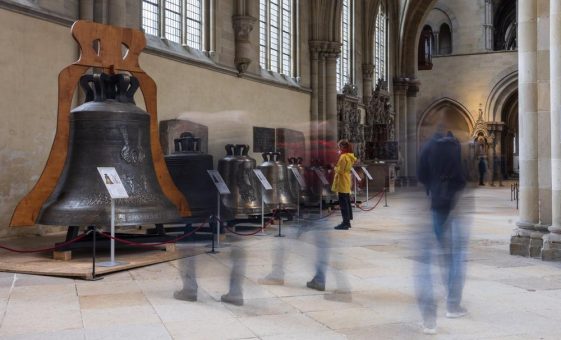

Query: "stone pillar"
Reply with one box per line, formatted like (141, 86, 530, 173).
(393, 79, 409, 182)
(107, 0, 126, 26)
(310, 45, 320, 162)
(543, 0, 561, 260)
(318, 51, 327, 162)
(325, 44, 340, 164)
(362, 63, 374, 104)
(406, 80, 420, 183)
(79, 0, 94, 20)
(511, 0, 539, 257)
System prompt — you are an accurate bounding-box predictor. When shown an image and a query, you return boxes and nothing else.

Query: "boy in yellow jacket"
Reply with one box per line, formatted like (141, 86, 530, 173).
(332, 139, 357, 230)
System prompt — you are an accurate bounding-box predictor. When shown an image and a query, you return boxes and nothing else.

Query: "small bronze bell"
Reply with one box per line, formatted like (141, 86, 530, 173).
(38, 73, 180, 227)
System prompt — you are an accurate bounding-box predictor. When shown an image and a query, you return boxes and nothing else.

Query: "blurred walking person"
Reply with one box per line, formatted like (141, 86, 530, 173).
(416, 116, 470, 335)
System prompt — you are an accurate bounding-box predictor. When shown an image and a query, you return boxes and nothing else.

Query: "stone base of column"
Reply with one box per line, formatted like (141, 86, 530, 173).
(396, 177, 418, 188)
(541, 233, 561, 261)
(509, 228, 533, 257)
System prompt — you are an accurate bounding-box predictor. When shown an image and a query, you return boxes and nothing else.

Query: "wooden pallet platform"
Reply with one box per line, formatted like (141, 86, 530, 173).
(0, 233, 208, 280)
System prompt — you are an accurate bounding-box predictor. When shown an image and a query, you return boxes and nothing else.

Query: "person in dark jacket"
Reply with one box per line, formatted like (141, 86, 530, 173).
(478, 157, 487, 185)
(416, 121, 469, 334)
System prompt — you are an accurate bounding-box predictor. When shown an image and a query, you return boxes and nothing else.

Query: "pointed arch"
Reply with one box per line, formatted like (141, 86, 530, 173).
(484, 67, 518, 122)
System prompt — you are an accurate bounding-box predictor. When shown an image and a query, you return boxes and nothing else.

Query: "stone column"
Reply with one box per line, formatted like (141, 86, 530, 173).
(362, 63, 374, 104)
(543, 0, 561, 260)
(107, 0, 126, 26)
(406, 80, 420, 183)
(318, 50, 327, 162)
(393, 79, 409, 182)
(310, 44, 320, 162)
(325, 44, 340, 164)
(511, 0, 539, 256)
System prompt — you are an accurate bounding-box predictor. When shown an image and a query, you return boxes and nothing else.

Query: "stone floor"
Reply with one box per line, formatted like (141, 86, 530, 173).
(0, 185, 560, 339)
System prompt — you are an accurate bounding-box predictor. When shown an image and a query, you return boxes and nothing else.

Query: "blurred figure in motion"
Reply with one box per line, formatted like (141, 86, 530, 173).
(220, 245, 246, 306)
(416, 115, 470, 335)
(305, 218, 352, 299)
(174, 243, 247, 306)
(332, 139, 357, 230)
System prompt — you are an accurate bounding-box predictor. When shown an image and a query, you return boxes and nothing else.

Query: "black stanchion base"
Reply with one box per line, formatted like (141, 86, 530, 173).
(86, 276, 104, 281)
(275, 234, 285, 238)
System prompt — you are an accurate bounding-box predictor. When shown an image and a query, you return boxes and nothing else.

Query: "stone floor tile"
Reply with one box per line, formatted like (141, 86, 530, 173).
(165, 317, 255, 340)
(84, 323, 171, 340)
(79, 292, 148, 309)
(238, 313, 331, 337)
(0, 328, 86, 340)
(81, 305, 160, 329)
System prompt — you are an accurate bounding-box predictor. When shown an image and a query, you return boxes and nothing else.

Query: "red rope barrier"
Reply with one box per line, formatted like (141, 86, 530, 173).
(222, 211, 278, 236)
(356, 191, 385, 212)
(0, 231, 91, 254)
(97, 219, 208, 247)
(300, 209, 336, 221)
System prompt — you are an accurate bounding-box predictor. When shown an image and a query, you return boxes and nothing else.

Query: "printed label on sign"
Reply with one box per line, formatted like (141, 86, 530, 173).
(361, 166, 373, 180)
(97, 167, 129, 199)
(253, 169, 273, 190)
(314, 169, 330, 186)
(351, 168, 362, 181)
(207, 170, 231, 195)
(290, 167, 307, 188)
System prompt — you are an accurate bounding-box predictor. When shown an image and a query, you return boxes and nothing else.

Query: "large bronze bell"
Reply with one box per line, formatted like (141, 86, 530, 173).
(38, 73, 180, 227)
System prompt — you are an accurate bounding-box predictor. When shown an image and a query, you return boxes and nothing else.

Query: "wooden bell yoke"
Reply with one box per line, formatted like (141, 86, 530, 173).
(10, 20, 190, 227)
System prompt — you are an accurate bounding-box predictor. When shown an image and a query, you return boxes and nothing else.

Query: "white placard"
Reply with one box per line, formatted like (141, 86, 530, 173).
(290, 167, 307, 188)
(97, 167, 129, 199)
(207, 170, 231, 195)
(351, 168, 362, 181)
(361, 166, 373, 180)
(314, 169, 330, 186)
(253, 169, 273, 190)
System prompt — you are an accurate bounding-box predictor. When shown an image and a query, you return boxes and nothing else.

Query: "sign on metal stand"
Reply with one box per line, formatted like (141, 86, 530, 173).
(351, 168, 362, 206)
(253, 169, 273, 234)
(290, 167, 306, 223)
(314, 169, 329, 217)
(96, 167, 129, 267)
(361, 166, 373, 203)
(207, 170, 230, 252)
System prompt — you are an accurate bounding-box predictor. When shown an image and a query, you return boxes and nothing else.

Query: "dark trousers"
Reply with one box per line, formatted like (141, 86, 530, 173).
(479, 171, 485, 185)
(338, 193, 353, 224)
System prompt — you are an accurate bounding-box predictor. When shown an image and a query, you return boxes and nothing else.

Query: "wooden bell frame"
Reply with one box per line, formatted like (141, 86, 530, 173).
(10, 20, 191, 227)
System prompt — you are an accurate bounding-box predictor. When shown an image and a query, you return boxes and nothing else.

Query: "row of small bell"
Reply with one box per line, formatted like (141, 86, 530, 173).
(165, 131, 215, 219)
(286, 157, 313, 204)
(218, 144, 268, 218)
(258, 152, 296, 209)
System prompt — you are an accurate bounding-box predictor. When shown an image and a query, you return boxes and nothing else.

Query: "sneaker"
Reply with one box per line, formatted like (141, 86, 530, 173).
(422, 326, 437, 335)
(221, 293, 244, 306)
(306, 279, 326, 291)
(173, 290, 197, 302)
(258, 275, 285, 286)
(446, 306, 468, 318)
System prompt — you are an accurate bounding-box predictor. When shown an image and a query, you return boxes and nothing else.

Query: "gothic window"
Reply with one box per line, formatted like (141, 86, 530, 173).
(141, 0, 204, 50)
(260, 0, 295, 76)
(337, 0, 353, 92)
(418, 25, 433, 70)
(493, 0, 517, 51)
(439, 23, 452, 55)
(374, 2, 387, 83)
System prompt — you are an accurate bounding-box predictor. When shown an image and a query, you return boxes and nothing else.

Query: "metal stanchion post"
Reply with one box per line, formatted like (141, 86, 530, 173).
(99, 198, 126, 267)
(365, 176, 369, 203)
(353, 175, 357, 206)
(216, 192, 221, 247)
(384, 188, 388, 207)
(207, 215, 218, 254)
(319, 191, 323, 218)
(276, 205, 285, 238)
(89, 226, 103, 281)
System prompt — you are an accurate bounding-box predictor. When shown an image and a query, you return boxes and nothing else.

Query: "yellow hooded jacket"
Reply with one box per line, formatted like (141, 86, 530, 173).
(331, 152, 357, 194)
